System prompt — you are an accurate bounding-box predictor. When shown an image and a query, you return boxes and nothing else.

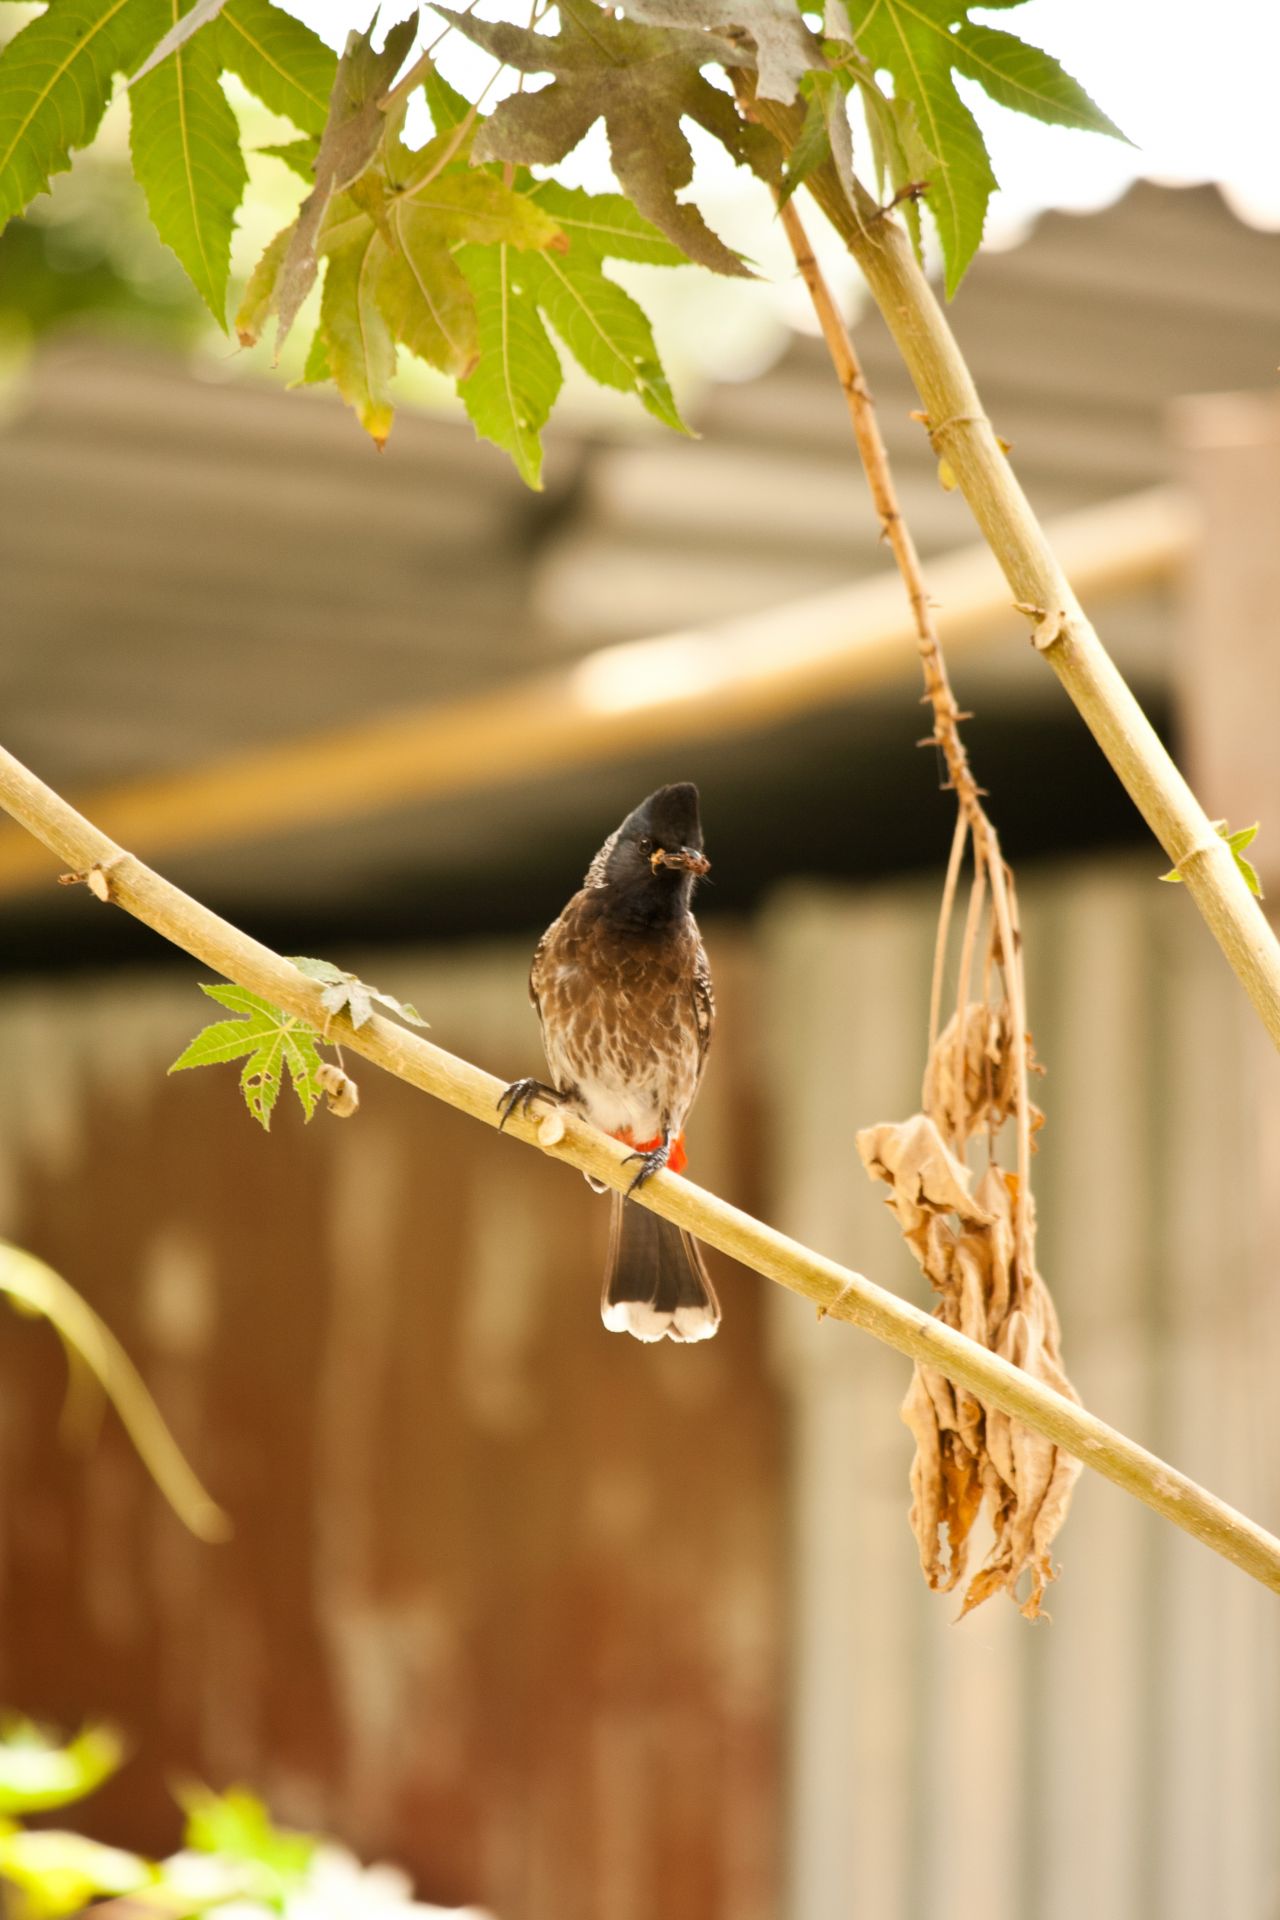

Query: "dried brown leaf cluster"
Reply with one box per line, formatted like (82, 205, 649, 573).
(859, 996, 1080, 1619)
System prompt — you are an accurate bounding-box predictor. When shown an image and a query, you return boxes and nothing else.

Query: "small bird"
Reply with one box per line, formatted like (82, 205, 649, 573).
(498, 783, 719, 1343)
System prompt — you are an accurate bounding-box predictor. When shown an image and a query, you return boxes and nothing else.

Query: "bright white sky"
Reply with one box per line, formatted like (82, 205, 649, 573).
(276, 1, 1278, 389)
(287, 0, 1280, 230)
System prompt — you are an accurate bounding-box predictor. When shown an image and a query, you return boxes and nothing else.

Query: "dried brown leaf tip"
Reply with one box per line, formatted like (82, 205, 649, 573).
(859, 862, 1080, 1620)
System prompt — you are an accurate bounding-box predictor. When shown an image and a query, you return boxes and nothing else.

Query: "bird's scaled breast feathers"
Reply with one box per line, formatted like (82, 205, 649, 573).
(532, 894, 710, 1131)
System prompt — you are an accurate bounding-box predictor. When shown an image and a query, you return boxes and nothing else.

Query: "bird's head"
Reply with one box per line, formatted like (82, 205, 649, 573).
(592, 783, 710, 923)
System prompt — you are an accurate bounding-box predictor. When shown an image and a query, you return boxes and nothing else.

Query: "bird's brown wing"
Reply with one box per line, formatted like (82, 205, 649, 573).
(691, 937, 715, 1094)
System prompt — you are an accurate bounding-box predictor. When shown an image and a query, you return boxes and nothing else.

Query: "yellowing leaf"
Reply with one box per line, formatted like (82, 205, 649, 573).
(235, 219, 291, 345)
(318, 225, 397, 446)
(272, 14, 415, 350)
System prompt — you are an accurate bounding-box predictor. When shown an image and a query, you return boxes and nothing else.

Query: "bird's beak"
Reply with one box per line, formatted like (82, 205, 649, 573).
(651, 846, 711, 876)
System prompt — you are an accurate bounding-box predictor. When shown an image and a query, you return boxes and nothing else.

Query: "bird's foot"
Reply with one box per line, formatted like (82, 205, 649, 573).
(623, 1136, 672, 1195)
(496, 1078, 566, 1131)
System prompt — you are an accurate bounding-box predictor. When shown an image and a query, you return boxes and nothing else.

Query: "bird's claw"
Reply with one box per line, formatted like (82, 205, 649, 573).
(623, 1141, 671, 1195)
(496, 1078, 564, 1131)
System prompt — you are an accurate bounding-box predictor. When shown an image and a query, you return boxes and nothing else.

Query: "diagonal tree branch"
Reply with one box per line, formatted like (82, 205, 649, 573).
(1, 739, 1278, 1596)
(739, 80, 1280, 1054)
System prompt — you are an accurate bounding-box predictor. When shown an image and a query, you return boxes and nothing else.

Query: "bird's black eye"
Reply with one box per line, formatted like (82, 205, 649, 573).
(638, 836, 653, 855)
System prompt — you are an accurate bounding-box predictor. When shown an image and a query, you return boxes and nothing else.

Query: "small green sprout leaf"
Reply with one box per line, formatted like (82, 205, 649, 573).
(169, 983, 326, 1129)
(290, 957, 428, 1032)
(1160, 821, 1264, 899)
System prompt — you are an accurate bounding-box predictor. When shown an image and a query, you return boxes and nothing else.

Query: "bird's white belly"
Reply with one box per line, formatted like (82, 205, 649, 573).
(545, 1033, 665, 1141)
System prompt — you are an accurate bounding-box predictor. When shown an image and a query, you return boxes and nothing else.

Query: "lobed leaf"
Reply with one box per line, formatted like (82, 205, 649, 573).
(215, 0, 336, 136)
(440, 0, 768, 276)
(169, 982, 325, 1128)
(317, 223, 397, 446)
(128, 0, 249, 324)
(949, 22, 1127, 139)
(848, 0, 995, 294)
(455, 241, 562, 490)
(616, 0, 824, 103)
(529, 178, 689, 267)
(271, 14, 415, 350)
(0, 0, 159, 229)
(379, 212, 478, 379)
(128, 0, 225, 84)
(256, 134, 317, 181)
(525, 242, 688, 435)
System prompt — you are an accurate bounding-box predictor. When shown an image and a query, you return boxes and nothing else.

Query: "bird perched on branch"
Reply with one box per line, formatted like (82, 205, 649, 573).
(498, 783, 719, 1343)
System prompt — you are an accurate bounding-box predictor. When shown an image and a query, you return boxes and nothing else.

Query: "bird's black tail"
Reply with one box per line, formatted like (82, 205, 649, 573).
(601, 1193, 720, 1343)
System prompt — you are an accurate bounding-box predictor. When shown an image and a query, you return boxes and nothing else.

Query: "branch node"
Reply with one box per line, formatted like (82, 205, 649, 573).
(57, 854, 124, 903)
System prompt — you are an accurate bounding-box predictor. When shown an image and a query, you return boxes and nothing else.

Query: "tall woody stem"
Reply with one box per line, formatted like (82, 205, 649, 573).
(745, 83, 1280, 1053)
(776, 194, 1033, 1264)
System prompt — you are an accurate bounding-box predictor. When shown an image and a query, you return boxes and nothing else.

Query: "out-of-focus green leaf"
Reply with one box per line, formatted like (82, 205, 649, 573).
(0, 1722, 123, 1818)
(0, 1825, 152, 1915)
(256, 135, 318, 181)
(181, 1785, 317, 1903)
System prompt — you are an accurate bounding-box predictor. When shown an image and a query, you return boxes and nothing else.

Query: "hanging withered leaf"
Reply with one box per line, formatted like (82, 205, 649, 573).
(436, 0, 777, 276)
(858, 1011, 1080, 1619)
(271, 14, 417, 353)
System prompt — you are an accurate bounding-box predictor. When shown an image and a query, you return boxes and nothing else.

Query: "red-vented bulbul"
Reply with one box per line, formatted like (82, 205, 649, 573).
(498, 783, 719, 1343)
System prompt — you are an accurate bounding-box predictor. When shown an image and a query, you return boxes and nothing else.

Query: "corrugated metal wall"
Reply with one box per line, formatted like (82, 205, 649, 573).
(0, 937, 781, 1920)
(763, 857, 1280, 1920)
(0, 855, 1276, 1918)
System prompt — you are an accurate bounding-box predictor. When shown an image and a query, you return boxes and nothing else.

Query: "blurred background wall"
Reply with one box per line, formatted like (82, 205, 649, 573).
(0, 174, 1278, 1920)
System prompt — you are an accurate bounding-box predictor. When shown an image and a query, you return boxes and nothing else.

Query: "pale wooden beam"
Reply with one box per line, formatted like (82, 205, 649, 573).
(1172, 393, 1280, 891)
(0, 486, 1191, 899)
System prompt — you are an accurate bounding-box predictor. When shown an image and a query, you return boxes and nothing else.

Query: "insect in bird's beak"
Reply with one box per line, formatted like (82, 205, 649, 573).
(651, 846, 711, 876)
